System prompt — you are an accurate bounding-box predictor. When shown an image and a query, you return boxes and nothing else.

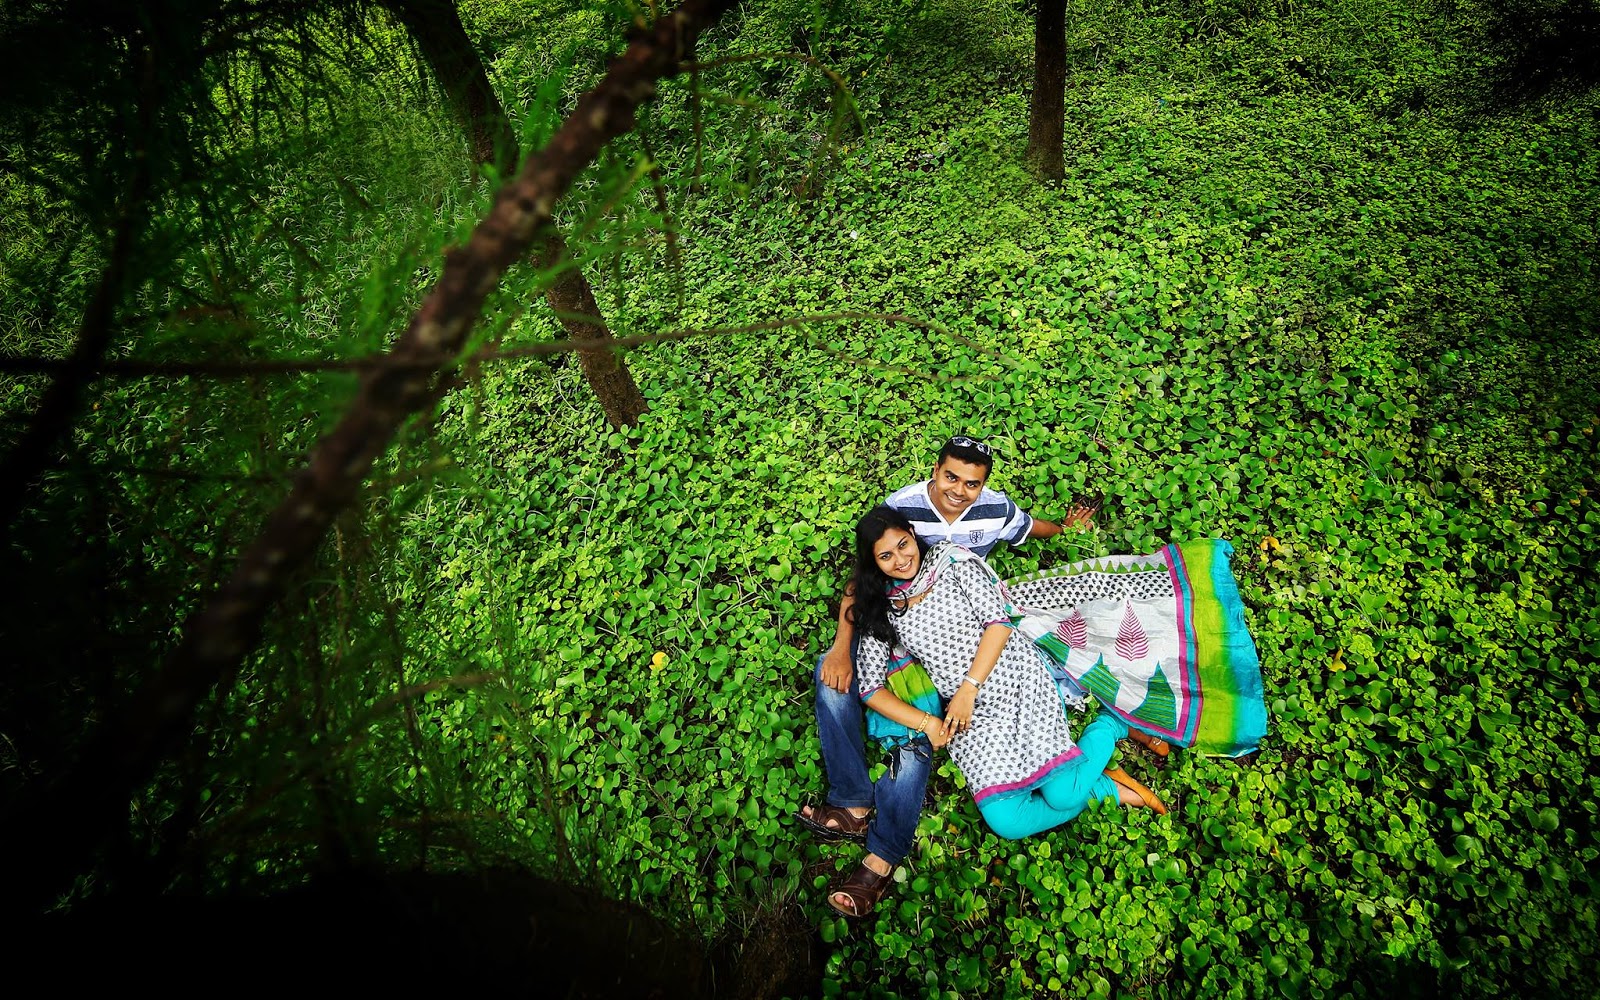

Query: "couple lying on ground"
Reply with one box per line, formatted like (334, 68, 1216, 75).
(799, 436, 1268, 918)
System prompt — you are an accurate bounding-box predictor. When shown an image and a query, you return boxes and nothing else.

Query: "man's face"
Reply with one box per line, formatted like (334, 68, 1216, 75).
(929, 457, 988, 520)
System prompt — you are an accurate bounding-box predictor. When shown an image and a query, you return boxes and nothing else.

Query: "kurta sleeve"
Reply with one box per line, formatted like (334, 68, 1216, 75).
(953, 559, 1015, 629)
(855, 632, 892, 700)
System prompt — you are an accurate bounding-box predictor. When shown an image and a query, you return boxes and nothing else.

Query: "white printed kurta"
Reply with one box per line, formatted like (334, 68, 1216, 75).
(856, 560, 1082, 802)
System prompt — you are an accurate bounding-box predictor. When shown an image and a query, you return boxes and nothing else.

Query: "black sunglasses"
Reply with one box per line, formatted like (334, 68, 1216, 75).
(947, 436, 993, 457)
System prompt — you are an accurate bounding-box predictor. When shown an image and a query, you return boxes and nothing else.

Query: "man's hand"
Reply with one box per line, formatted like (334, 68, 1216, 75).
(1063, 498, 1101, 529)
(820, 643, 853, 693)
(944, 684, 978, 735)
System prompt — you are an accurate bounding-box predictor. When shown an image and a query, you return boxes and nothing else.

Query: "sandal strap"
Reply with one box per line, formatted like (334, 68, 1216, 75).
(800, 802, 870, 838)
(830, 862, 894, 918)
(839, 863, 891, 893)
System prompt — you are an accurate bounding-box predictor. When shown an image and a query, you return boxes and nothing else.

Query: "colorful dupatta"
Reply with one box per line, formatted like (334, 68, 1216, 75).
(863, 648, 944, 748)
(865, 539, 1267, 758)
(863, 545, 978, 748)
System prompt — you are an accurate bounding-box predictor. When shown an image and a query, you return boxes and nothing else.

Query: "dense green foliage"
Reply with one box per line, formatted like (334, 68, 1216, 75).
(3, 0, 1598, 996)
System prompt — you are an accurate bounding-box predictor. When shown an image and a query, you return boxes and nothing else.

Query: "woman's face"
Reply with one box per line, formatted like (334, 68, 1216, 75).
(872, 527, 921, 581)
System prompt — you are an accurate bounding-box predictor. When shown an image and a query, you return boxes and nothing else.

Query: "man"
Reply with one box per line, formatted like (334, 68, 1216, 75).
(799, 435, 1094, 917)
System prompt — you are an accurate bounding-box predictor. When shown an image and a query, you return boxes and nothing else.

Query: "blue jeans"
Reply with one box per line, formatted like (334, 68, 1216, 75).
(814, 651, 931, 865)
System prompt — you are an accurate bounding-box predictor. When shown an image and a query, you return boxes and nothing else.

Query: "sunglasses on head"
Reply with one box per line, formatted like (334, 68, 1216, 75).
(947, 436, 993, 456)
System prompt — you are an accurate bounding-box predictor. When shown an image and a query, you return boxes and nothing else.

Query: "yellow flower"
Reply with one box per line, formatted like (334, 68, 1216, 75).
(1329, 649, 1346, 672)
(651, 651, 668, 671)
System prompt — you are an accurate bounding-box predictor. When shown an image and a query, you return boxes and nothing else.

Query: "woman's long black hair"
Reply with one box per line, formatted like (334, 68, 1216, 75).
(847, 505, 927, 644)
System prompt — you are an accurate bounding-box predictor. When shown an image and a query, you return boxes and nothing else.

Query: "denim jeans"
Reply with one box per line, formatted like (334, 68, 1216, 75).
(814, 649, 931, 865)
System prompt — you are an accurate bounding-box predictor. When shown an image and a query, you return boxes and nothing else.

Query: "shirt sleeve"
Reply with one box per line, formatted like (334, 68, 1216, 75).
(1002, 497, 1034, 545)
(855, 632, 892, 700)
(953, 559, 1015, 629)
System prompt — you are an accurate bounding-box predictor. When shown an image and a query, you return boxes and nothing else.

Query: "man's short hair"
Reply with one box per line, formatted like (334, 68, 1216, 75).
(937, 435, 994, 476)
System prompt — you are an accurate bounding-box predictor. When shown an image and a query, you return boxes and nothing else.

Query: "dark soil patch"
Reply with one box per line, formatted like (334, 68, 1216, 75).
(20, 867, 823, 999)
(21, 869, 706, 997)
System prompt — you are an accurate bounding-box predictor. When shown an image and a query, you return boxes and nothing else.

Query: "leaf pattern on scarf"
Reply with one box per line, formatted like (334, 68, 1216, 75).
(1054, 608, 1089, 649)
(1116, 600, 1149, 659)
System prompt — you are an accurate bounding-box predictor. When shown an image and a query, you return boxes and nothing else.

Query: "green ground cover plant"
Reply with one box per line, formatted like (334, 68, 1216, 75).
(3, 0, 1597, 996)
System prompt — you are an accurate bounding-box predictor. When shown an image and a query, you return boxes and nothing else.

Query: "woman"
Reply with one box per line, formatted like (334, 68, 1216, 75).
(827, 505, 1266, 917)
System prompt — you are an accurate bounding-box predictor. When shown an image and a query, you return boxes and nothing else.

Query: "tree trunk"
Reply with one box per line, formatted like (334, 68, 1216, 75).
(5, 0, 734, 913)
(386, 0, 517, 173)
(541, 232, 648, 427)
(388, 0, 646, 427)
(1025, 0, 1067, 182)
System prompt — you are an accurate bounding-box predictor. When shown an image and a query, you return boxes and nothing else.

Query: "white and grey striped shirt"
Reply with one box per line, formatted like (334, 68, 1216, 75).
(885, 480, 1033, 557)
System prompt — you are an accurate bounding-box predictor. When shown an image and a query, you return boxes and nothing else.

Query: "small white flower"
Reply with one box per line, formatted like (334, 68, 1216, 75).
(849, 230, 859, 240)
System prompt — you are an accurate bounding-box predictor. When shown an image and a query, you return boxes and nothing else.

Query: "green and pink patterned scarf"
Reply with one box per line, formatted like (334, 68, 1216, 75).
(866, 539, 1267, 758)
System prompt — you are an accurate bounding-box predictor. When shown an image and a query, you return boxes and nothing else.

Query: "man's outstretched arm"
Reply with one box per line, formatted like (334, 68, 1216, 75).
(1026, 502, 1097, 539)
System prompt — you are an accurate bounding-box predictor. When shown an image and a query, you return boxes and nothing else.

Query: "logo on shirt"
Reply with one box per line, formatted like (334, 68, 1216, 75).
(967, 531, 983, 545)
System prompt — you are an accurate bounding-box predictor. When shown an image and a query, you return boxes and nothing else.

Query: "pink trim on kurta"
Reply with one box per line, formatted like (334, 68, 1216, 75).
(971, 746, 1084, 803)
(1164, 544, 1201, 742)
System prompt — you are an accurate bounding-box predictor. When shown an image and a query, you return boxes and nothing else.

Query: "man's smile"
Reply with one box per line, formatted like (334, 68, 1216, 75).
(929, 456, 989, 521)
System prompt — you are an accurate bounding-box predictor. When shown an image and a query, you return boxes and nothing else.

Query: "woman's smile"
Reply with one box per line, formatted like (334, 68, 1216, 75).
(873, 527, 921, 580)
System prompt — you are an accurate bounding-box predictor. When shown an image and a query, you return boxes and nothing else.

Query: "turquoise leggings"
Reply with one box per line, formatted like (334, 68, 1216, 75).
(977, 715, 1128, 839)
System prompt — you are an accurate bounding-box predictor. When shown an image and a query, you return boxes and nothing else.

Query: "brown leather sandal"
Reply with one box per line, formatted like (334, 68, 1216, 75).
(797, 802, 869, 842)
(1104, 766, 1169, 815)
(828, 861, 894, 918)
(1127, 729, 1173, 758)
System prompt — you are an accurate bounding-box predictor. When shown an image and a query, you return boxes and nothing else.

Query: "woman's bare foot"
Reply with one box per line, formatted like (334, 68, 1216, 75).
(1127, 729, 1172, 758)
(1104, 767, 1168, 815)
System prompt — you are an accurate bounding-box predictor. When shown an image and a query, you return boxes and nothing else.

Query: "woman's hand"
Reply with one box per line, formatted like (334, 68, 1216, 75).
(925, 717, 953, 749)
(944, 684, 977, 736)
(819, 643, 853, 693)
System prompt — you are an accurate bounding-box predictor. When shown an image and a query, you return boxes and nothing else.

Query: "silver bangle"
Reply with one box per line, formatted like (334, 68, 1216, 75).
(963, 674, 983, 689)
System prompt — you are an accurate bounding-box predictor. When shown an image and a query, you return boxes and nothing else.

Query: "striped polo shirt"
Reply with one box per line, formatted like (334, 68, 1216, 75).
(885, 480, 1034, 557)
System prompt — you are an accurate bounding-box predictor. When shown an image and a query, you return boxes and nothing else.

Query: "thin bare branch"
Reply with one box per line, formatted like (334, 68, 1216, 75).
(0, 41, 157, 538)
(5, 0, 740, 913)
(0, 311, 1018, 379)
(634, 126, 684, 316)
(200, 672, 501, 845)
(683, 51, 867, 134)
